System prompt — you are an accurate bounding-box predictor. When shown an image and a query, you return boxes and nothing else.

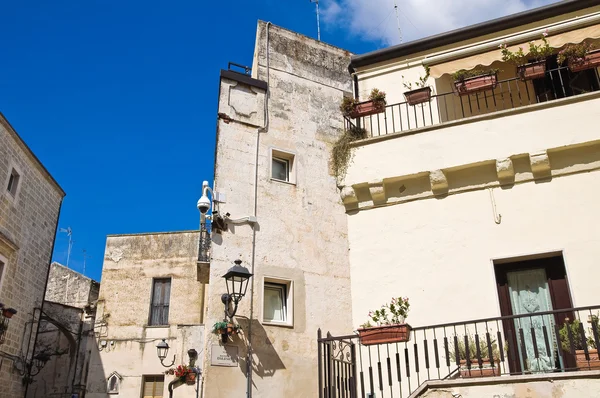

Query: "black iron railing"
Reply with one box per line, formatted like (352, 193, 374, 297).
(198, 227, 210, 263)
(318, 305, 600, 398)
(349, 65, 600, 138)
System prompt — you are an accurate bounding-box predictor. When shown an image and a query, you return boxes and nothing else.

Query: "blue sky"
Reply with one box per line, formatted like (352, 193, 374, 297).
(1, 0, 558, 281)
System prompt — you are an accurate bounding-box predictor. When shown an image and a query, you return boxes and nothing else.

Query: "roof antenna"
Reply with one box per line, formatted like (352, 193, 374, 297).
(394, 0, 403, 43)
(82, 249, 91, 276)
(59, 227, 74, 268)
(310, 0, 321, 41)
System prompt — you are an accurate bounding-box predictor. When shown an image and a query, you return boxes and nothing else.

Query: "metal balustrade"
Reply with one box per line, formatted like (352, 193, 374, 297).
(348, 65, 600, 138)
(318, 305, 600, 398)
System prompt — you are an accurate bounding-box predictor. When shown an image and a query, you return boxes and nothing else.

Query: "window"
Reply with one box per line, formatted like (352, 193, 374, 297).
(107, 372, 122, 394)
(272, 157, 289, 182)
(270, 149, 295, 184)
(6, 168, 20, 197)
(0, 255, 5, 294)
(263, 278, 293, 326)
(149, 278, 171, 326)
(142, 375, 164, 398)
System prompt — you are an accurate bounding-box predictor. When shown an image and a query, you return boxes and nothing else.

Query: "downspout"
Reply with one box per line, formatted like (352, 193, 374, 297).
(23, 197, 63, 398)
(246, 20, 271, 398)
(70, 312, 84, 394)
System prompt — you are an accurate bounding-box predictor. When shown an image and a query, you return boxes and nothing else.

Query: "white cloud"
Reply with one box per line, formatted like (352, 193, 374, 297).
(322, 0, 561, 47)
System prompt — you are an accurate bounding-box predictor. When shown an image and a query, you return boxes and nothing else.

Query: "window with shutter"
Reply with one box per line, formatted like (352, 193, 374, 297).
(149, 278, 171, 326)
(142, 375, 164, 398)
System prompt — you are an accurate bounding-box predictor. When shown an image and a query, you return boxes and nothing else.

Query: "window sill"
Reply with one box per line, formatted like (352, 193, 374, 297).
(270, 178, 296, 186)
(263, 320, 294, 328)
(144, 324, 170, 328)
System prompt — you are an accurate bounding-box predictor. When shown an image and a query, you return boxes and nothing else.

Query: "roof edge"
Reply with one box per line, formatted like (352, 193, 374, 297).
(350, 0, 598, 71)
(0, 112, 66, 197)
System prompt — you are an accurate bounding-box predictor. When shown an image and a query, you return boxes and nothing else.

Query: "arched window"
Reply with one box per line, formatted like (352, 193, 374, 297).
(107, 372, 122, 394)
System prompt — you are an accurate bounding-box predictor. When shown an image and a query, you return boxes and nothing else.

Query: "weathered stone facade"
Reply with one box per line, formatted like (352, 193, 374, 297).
(201, 22, 354, 397)
(28, 263, 99, 398)
(86, 231, 205, 398)
(0, 113, 65, 397)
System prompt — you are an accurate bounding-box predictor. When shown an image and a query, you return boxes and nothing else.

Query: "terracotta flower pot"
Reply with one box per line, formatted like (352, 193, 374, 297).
(517, 61, 547, 81)
(576, 349, 600, 370)
(358, 324, 411, 346)
(349, 100, 386, 118)
(404, 87, 432, 105)
(454, 73, 498, 96)
(458, 359, 499, 378)
(2, 308, 16, 319)
(185, 372, 197, 385)
(569, 50, 600, 72)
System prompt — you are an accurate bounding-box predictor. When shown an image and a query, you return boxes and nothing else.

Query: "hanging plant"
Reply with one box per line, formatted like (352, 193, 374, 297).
(331, 125, 368, 180)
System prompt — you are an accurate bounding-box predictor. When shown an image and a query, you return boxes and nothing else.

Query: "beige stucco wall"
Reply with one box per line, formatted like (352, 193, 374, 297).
(343, 94, 600, 330)
(86, 231, 205, 398)
(201, 21, 354, 397)
(0, 114, 64, 396)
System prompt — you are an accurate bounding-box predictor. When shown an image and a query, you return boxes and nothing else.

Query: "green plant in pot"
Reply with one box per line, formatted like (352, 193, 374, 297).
(358, 297, 411, 346)
(403, 66, 432, 105)
(212, 321, 242, 343)
(500, 31, 554, 80)
(339, 88, 387, 118)
(559, 315, 600, 370)
(558, 42, 600, 72)
(452, 68, 500, 96)
(450, 335, 500, 377)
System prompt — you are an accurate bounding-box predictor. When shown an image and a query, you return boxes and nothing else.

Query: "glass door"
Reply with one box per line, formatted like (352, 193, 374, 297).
(507, 268, 556, 372)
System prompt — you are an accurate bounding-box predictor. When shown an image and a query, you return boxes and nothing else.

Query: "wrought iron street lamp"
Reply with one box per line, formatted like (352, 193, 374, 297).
(156, 339, 176, 367)
(221, 259, 253, 320)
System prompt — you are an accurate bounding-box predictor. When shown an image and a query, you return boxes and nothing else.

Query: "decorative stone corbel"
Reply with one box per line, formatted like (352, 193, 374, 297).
(429, 170, 448, 195)
(368, 180, 386, 204)
(496, 157, 515, 185)
(530, 150, 551, 178)
(340, 186, 358, 206)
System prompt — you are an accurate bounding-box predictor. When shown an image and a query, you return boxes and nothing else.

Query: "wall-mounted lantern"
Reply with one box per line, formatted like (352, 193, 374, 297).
(221, 259, 253, 320)
(156, 339, 176, 367)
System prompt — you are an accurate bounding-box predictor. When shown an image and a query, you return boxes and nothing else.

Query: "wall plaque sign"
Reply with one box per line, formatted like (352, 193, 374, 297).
(211, 344, 239, 367)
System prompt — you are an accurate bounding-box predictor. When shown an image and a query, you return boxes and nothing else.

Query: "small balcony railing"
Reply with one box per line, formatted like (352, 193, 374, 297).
(348, 65, 600, 138)
(317, 305, 600, 398)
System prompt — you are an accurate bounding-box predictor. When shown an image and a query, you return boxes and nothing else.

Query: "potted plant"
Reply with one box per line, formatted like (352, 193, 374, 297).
(500, 30, 554, 81)
(559, 316, 600, 370)
(450, 336, 500, 378)
(166, 365, 199, 385)
(558, 42, 600, 73)
(340, 88, 387, 118)
(403, 66, 432, 105)
(2, 308, 16, 319)
(212, 321, 241, 343)
(452, 69, 499, 96)
(358, 297, 411, 346)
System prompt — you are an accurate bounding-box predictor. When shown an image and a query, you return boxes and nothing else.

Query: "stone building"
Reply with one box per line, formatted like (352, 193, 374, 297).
(201, 21, 355, 397)
(86, 231, 204, 398)
(0, 112, 65, 396)
(28, 262, 99, 398)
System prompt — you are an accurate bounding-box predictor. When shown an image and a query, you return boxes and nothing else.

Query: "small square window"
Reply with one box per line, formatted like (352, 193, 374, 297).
(270, 149, 295, 184)
(272, 157, 289, 182)
(263, 278, 293, 327)
(7, 168, 20, 197)
(142, 375, 164, 398)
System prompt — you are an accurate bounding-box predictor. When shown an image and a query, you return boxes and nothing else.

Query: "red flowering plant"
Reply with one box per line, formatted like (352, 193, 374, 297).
(165, 364, 199, 378)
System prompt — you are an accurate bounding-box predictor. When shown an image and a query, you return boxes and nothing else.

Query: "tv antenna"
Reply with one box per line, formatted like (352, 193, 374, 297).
(394, 0, 403, 43)
(309, 0, 321, 41)
(59, 227, 74, 268)
(82, 249, 91, 276)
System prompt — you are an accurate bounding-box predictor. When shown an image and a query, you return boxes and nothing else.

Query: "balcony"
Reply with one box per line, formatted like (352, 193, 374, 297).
(348, 63, 600, 139)
(318, 305, 600, 398)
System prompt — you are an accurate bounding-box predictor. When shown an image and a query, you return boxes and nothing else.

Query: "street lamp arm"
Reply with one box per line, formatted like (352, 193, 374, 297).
(160, 354, 176, 368)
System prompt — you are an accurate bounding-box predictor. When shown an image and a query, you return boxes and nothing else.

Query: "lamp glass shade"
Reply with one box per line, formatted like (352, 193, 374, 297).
(156, 339, 169, 360)
(222, 261, 252, 301)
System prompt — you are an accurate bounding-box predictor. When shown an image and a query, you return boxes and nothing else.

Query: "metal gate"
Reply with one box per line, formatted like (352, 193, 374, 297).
(317, 329, 358, 398)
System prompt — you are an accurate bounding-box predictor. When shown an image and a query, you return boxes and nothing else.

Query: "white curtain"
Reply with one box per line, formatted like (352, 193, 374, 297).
(508, 268, 556, 372)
